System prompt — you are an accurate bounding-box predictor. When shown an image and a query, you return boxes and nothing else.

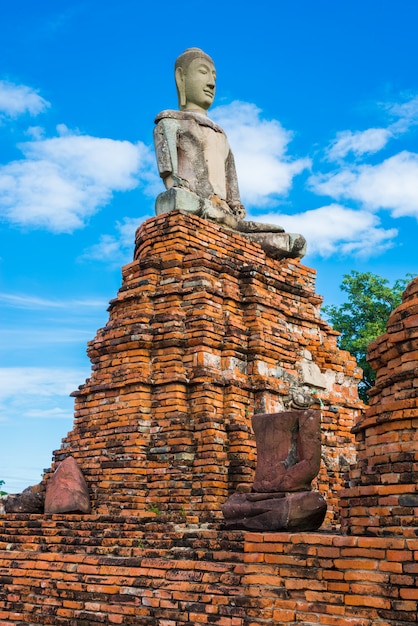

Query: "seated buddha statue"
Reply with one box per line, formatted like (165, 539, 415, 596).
(154, 47, 307, 260)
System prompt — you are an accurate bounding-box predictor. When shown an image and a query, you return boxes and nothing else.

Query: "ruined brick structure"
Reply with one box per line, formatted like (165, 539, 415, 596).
(0, 214, 417, 625)
(48, 211, 361, 524)
(340, 277, 418, 536)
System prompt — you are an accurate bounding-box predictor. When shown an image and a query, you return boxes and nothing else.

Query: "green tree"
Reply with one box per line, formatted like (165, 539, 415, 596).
(323, 271, 414, 403)
(0, 480, 7, 496)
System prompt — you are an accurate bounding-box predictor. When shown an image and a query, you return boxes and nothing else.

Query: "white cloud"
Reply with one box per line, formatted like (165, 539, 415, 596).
(81, 215, 152, 265)
(0, 80, 50, 118)
(248, 204, 398, 258)
(0, 368, 84, 400)
(327, 128, 392, 160)
(0, 328, 93, 350)
(24, 407, 72, 419)
(211, 101, 310, 206)
(0, 292, 107, 309)
(0, 367, 86, 424)
(0, 126, 156, 232)
(387, 95, 418, 132)
(0, 368, 82, 492)
(326, 94, 418, 163)
(311, 151, 418, 219)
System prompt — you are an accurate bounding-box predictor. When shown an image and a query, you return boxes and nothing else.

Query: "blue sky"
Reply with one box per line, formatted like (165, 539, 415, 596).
(1, 0, 417, 493)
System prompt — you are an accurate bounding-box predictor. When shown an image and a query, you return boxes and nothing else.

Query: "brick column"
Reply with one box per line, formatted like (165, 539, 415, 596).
(341, 277, 418, 535)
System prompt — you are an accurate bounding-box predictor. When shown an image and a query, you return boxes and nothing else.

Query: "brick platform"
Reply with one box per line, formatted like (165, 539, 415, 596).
(1, 213, 417, 625)
(45, 211, 362, 525)
(0, 514, 417, 625)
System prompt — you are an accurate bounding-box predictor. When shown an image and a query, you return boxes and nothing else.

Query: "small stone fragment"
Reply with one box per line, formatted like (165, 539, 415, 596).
(44, 456, 90, 514)
(4, 484, 44, 513)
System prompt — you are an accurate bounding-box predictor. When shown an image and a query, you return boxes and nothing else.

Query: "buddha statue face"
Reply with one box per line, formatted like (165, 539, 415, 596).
(175, 48, 216, 114)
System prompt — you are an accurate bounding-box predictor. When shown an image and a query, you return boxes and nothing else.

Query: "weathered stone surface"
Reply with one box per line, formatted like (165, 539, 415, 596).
(155, 47, 243, 219)
(3, 484, 44, 513)
(298, 358, 328, 388)
(252, 410, 322, 493)
(44, 456, 90, 514)
(287, 384, 316, 409)
(243, 230, 307, 260)
(156, 190, 307, 259)
(156, 186, 206, 216)
(222, 410, 327, 531)
(222, 490, 327, 531)
(154, 110, 243, 218)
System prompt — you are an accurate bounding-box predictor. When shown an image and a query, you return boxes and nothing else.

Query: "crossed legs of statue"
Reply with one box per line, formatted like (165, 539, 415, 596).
(155, 188, 307, 260)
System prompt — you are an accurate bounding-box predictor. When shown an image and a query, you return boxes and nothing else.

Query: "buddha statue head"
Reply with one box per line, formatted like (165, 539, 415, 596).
(174, 47, 216, 114)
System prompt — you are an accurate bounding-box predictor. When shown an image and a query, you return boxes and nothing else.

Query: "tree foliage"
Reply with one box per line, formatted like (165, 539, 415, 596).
(323, 271, 414, 403)
(0, 480, 6, 496)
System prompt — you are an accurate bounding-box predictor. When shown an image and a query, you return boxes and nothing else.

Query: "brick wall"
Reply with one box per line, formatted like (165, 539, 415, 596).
(0, 514, 417, 625)
(1, 213, 416, 625)
(45, 212, 362, 525)
(340, 277, 418, 536)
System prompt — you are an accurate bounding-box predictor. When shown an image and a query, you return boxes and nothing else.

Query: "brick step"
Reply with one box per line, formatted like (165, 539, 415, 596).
(0, 514, 244, 558)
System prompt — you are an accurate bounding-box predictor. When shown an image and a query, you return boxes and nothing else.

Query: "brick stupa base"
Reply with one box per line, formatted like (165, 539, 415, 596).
(1, 213, 417, 625)
(48, 211, 362, 524)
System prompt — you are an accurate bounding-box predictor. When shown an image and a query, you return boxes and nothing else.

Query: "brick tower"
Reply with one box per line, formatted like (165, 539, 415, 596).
(48, 210, 362, 525)
(341, 276, 418, 535)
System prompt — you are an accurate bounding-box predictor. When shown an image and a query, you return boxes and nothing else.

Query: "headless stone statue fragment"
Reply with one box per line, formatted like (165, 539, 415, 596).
(154, 48, 307, 260)
(222, 410, 327, 531)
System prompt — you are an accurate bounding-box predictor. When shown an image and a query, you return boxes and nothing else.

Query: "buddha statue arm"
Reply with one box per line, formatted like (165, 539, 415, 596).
(154, 117, 190, 190)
